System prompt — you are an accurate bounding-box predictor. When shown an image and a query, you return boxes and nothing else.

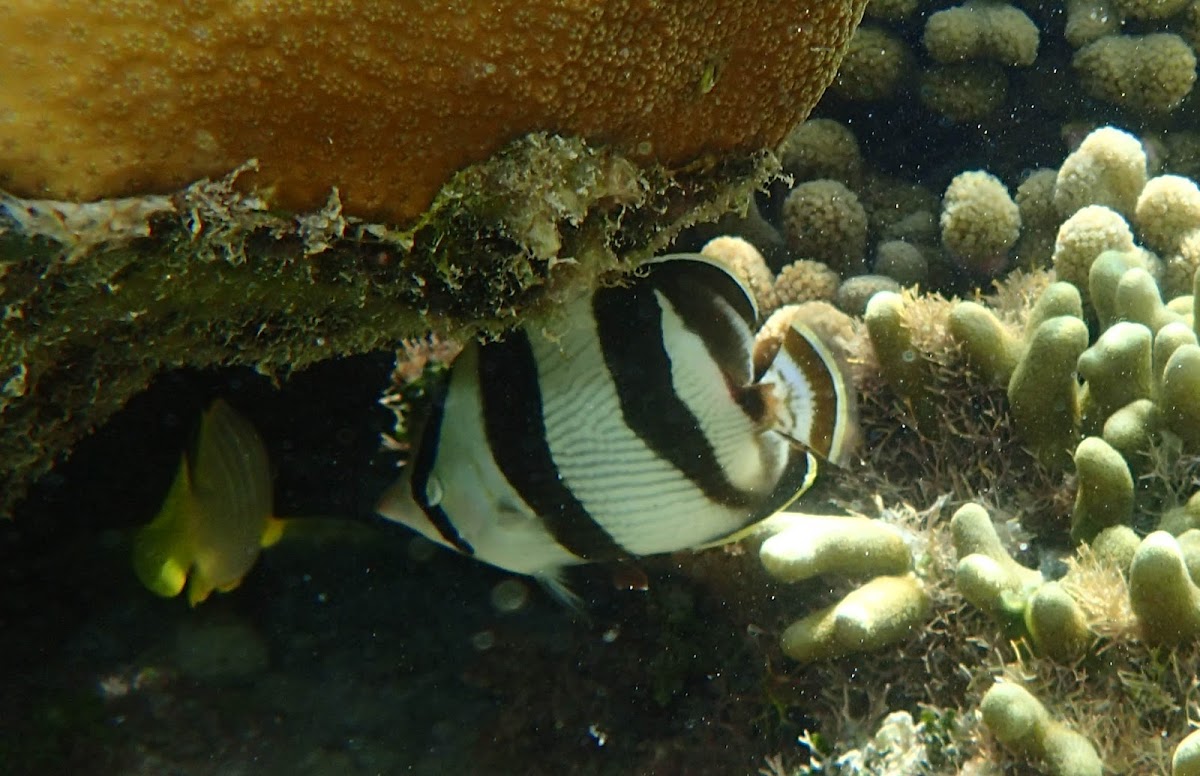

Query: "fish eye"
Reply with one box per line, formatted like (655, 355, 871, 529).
(425, 475, 444, 507)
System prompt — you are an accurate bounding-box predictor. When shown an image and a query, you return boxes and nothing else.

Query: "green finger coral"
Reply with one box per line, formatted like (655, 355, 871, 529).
(981, 682, 1103, 776)
(948, 300, 1022, 385)
(1024, 581, 1091, 662)
(1070, 436, 1135, 544)
(1161, 345, 1200, 449)
(1007, 316, 1088, 469)
(1077, 321, 1153, 435)
(760, 513, 930, 664)
(865, 290, 939, 430)
(779, 573, 931, 663)
(1129, 530, 1200, 644)
(951, 503, 1042, 627)
(758, 514, 911, 583)
(1174, 728, 1200, 776)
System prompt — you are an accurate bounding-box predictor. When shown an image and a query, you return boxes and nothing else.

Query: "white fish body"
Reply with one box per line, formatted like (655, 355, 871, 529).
(378, 253, 856, 585)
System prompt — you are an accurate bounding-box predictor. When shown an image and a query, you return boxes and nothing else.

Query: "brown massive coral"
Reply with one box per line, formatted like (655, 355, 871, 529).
(0, 0, 866, 222)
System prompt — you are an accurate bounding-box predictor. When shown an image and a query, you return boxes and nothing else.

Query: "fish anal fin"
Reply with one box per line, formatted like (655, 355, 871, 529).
(131, 454, 197, 599)
(534, 569, 584, 612)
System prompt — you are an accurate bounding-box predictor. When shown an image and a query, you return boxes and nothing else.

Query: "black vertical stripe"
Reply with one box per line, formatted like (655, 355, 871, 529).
(650, 255, 758, 327)
(592, 281, 757, 509)
(409, 377, 475, 556)
(648, 259, 756, 385)
(476, 332, 629, 561)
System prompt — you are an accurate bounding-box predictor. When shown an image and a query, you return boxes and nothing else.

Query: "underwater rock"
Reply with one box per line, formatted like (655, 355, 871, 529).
(836, 274, 901, 317)
(873, 240, 929, 286)
(172, 616, 270, 684)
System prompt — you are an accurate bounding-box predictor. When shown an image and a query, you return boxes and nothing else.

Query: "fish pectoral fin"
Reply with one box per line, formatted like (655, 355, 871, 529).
(759, 321, 859, 467)
(494, 498, 536, 528)
(732, 381, 783, 430)
(132, 536, 191, 599)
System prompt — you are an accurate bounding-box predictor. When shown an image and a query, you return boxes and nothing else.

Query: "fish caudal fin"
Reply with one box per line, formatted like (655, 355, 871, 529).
(760, 322, 858, 467)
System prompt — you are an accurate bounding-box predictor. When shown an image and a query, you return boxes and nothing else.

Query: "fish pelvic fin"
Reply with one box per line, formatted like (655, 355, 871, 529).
(534, 569, 585, 613)
(759, 322, 859, 467)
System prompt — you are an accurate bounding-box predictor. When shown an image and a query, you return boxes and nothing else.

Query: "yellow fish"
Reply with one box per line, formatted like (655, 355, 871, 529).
(132, 399, 285, 606)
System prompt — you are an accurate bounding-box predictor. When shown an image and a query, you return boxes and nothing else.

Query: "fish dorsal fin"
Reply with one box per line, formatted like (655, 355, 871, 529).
(643, 252, 758, 325)
(762, 322, 859, 467)
(641, 252, 758, 385)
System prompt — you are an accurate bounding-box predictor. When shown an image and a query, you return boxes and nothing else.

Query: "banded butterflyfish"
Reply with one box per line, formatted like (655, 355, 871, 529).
(377, 253, 857, 594)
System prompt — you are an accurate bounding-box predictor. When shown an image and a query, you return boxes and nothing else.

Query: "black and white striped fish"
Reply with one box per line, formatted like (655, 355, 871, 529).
(377, 253, 856, 592)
